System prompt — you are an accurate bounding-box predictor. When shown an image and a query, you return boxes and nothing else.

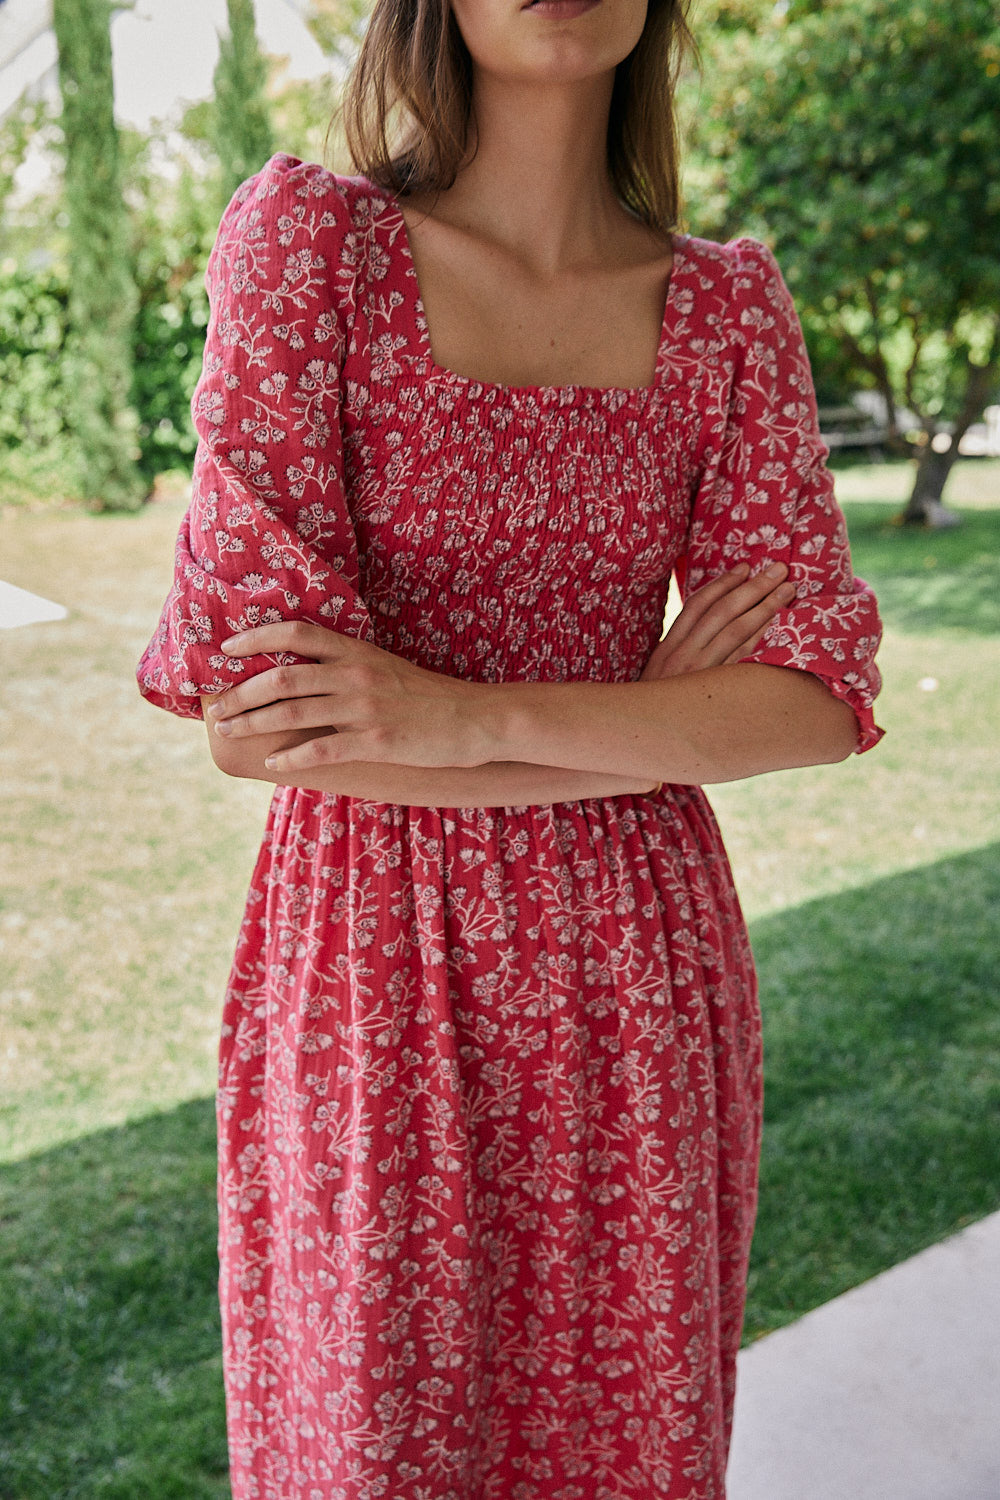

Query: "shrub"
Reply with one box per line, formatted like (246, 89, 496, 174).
(0, 261, 83, 505)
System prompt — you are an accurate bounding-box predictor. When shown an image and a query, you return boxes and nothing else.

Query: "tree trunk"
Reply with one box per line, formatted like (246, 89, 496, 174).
(901, 441, 963, 526)
(900, 352, 999, 526)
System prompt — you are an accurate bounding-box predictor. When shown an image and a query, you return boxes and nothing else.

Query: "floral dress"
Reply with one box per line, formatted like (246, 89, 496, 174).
(137, 152, 884, 1500)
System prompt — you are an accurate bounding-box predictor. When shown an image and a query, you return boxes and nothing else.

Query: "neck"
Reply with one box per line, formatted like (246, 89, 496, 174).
(439, 70, 623, 274)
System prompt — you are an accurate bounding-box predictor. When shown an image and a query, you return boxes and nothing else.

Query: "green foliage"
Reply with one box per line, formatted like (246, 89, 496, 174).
(0, 263, 84, 504)
(0, 0, 370, 511)
(53, 0, 144, 511)
(0, 158, 216, 504)
(0, 56, 353, 510)
(127, 143, 218, 487)
(213, 0, 275, 207)
(0, 93, 66, 273)
(304, 0, 369, 167)
(306, 0, 370, 63)
(271, 75, 343, 169)
(190, 71, 342, 176)
(0, 96, 55, 214)
(690, 0, 1000, 298)
(683, 0, 1000, 505)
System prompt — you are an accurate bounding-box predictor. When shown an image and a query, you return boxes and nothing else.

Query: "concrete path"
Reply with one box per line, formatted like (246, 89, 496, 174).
(727, 1211, 1000, 1499)
(0, 580, 67, 629)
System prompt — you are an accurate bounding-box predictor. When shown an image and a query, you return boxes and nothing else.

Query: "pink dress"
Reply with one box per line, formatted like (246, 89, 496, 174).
(138, 152, 883, 1500)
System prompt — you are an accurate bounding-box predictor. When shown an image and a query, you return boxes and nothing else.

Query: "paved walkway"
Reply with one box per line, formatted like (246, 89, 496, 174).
(727, 1211, 1000, 1499)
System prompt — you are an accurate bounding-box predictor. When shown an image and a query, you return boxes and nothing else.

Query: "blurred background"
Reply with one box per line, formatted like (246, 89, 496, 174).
(0, 1, 998, 1494)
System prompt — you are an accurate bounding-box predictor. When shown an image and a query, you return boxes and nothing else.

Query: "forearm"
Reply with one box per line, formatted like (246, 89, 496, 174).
(486, 663, 860, 785)
(261, 757, 654, 807)
(200, 701, 654, 806)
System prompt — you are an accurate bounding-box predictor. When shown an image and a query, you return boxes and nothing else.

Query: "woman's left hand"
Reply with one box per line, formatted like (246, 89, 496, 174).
(208, 622, 493, 773)
(639, 561, 796, 682)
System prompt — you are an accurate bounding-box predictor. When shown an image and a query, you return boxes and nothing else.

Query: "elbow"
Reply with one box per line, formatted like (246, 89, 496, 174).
(207, 730, 256, 778)
(200, 696, 259, 778)
(200, 691, 255, 778)
(792, 673, 862, 767)
(199, 695, 318, 781)
(835, 732, 858, 764)
(819, 697, 862, 765)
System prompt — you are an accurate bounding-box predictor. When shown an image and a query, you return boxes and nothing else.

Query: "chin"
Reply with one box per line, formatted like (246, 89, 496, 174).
(495, 34, 635, 85)
(456, 0, 640, 85)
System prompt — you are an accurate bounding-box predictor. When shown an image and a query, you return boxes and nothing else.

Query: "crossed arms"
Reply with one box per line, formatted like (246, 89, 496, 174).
(199, 561, 858, 808)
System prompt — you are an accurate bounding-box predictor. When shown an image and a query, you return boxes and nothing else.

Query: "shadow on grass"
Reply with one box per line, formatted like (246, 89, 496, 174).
(0, 1099, 229, 1500)
(841, 503, 1000, 636)
(746, 840, 1000, 1341)
(2, 845, 998, 1491)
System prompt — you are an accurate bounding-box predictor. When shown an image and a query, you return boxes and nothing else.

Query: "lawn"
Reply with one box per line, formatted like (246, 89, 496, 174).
(1, 458, 998, 1495)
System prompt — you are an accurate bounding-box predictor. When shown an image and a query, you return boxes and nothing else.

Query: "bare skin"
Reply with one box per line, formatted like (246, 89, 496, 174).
(200, 0, 860, 803)
(399, 0, 670, 390)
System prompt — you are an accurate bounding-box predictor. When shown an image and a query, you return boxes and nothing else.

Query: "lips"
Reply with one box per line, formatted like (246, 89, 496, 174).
(522, 0, 602, 11)
(522, 0, 602, 10)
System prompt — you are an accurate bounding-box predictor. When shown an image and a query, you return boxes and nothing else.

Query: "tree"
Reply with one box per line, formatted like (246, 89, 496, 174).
(300, 0, 370, 169)
(52, 0, 143, 511)
(305, 0, 370, 70)
(213, 0, 274, 207)
(684, 0, 1000, 524)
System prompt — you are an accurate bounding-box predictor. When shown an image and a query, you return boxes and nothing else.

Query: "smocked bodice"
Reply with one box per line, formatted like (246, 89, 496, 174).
(343, 380, 688, 683)
(338, 200, 695, 684)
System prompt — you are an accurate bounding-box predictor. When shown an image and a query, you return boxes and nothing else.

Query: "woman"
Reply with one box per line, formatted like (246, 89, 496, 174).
(138, 0, 884, 1492)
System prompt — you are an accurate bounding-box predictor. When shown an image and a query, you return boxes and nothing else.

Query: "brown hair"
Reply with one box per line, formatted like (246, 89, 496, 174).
(334, 0, 694, 233)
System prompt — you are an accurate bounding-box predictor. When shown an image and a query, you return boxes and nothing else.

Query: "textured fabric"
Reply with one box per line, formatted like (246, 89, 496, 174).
(138, 152, 884, 1500)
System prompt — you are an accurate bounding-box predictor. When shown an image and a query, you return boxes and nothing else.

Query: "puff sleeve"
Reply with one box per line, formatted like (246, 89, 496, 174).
(674, 238, 885, 753)
(136, 153, 374, 719)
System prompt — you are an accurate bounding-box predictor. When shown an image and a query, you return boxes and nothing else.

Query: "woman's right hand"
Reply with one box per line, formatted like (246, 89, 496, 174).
(639, 561, 797, 682)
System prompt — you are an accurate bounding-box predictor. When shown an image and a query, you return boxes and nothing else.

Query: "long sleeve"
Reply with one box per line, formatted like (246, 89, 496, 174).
(136, 152, 374, 720)
(674, 237, 885, 754)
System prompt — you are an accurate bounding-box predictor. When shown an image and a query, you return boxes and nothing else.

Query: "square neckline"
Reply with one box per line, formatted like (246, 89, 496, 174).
(378, 185, 685, 401)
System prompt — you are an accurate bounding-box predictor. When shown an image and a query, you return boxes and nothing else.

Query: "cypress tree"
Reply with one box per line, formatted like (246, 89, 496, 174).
(213, 0, 275, 207)
(52, 0, 142, 511)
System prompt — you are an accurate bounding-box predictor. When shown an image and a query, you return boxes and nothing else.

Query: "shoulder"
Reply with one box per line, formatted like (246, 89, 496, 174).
(208, 153, 402, 294)
(676, 232, 807, 371)
(678, 233, 792, 313)
(677, 231, 781, 283)
(219, 151, 388, 228)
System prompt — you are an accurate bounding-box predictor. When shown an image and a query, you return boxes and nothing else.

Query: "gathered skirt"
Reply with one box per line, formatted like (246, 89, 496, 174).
(215, 782, 762, 1500)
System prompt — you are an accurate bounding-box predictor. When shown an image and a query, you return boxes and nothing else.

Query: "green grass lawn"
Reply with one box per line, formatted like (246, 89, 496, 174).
(1, 458, 998, 1495)
(744, 842, 1000, 1340)
(0, 1105, 230, 1500)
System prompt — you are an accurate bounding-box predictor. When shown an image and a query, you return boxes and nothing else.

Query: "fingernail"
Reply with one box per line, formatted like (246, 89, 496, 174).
(214, 719, 234, 736)
(220, 637, 242, 653)
(764, 561, 787, 579)
(777, 582, 796, 600)
(207, 701, 224, 718)
(264, 755, 279, 770)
